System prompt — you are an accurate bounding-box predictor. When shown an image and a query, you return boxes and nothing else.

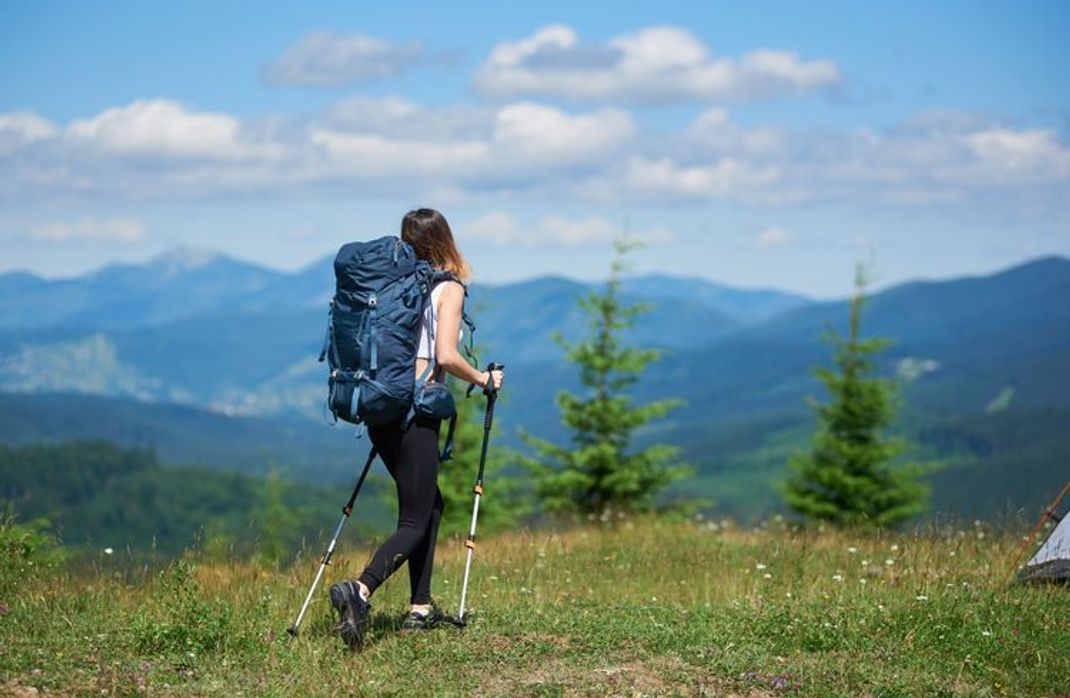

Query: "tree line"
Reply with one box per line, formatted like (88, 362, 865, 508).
(1, 242, 930, 560)
(513, 242, 928, 529)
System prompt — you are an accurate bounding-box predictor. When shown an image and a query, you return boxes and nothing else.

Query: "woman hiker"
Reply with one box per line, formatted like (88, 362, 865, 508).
(328, 208, 504, 647)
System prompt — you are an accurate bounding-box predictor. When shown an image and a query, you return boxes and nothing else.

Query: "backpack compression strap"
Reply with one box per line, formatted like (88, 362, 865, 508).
(367, 293, 378, 374)
(318, 301, 343, 369)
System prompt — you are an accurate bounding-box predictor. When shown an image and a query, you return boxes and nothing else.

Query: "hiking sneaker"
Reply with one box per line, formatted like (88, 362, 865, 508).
(400, 606, 447, 632)
(329, 581, 371, 648)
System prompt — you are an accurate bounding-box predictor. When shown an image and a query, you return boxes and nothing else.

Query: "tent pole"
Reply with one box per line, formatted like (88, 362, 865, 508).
(1006, 480, 1070, 583)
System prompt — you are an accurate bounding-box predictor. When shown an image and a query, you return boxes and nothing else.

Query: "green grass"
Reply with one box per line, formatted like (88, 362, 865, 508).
(2, 520, 1067, 696)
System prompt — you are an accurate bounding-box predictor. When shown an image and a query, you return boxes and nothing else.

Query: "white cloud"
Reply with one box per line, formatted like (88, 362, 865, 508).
(537, 214, 620, 245)
(1, 97, 1067, 228)
(685, 107, 783, 156)
(309, 100, 634, 179)
(0, 112, 57, 154)
(953, 128, 1070, 184)
(265, 31, 423, 87)
(474, 25, 840, 103)
(608, 156, 780, 202)
(673, 108, 1070, 207)
(491, 102, 635, 167)
(66, 99, 284, 161)
(307, 128, 492, 177)
(756, 226, 791, 248)
(322, 96, 490, 140)
(29, 216, 146, 243)
(463, 212, 671, 246)
(464, 212, 519, 245)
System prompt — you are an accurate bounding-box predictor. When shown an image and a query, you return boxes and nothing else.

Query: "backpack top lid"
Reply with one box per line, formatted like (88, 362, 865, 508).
(333, 236, 430, 304)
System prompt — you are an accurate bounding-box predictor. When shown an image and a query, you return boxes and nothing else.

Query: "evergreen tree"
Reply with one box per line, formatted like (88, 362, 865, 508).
(522, 241, 689, 518)
(784, 266, 929, 529)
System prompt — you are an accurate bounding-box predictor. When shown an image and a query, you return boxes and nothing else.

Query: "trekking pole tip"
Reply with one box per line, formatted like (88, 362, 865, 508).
(443, 612, 469, 628)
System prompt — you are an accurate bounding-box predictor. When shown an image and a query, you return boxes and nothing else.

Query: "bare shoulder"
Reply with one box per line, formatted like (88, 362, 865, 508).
(438, 279, 465, 301)
(436, 279, 465, 311)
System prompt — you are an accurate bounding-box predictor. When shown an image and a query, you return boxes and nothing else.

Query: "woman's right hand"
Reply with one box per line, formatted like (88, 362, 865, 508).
(481, 369, 504, 392)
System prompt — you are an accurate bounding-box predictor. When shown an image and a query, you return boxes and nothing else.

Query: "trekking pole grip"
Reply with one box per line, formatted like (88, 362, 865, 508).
(468, 362, 505, 398)
(485, 362, 504, 395)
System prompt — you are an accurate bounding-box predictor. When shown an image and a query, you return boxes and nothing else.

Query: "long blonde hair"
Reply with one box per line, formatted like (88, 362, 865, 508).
(400, 208, 471, 282)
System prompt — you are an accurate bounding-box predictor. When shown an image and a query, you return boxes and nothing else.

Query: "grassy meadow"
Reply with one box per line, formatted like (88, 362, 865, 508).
(2, 519, 1067, 697)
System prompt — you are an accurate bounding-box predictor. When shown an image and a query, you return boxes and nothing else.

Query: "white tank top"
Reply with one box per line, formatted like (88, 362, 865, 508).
(417, 280, 464, 360)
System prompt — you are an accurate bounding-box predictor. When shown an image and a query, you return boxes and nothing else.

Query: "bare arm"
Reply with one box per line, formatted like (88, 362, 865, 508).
(435, 281, 503, 390)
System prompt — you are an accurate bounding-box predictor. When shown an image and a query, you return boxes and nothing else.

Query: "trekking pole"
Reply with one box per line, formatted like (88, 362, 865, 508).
(287, 447, 377, 637)
(457, 362, 503, 624)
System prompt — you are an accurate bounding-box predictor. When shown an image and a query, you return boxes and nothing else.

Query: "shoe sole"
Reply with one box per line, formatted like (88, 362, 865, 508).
(330, 583, 370, 648)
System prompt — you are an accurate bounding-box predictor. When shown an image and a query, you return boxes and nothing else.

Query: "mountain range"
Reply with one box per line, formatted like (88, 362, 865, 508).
(1, 247, 1067, 521)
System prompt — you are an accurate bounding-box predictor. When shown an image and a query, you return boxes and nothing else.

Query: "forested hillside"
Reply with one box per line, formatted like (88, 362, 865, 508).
(0, 441, 391, 556)
(2, 252, 1068, 532)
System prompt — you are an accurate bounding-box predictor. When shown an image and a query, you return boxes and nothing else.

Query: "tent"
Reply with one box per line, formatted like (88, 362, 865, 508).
(1015, 482, 1070, 585)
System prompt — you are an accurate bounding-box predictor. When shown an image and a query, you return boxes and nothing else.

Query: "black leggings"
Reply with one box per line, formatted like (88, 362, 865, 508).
(356, 415, 443, 605)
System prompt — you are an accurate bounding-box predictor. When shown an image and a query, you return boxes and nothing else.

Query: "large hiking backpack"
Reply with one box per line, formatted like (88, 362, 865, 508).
(318, 235, 474, 433)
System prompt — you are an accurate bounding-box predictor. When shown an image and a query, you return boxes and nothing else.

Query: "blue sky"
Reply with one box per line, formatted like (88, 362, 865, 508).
(1, 0, 1067, 296)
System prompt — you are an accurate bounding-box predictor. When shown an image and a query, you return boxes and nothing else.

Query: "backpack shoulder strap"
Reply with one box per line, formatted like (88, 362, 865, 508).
(426, 271, 477, 362)
(429, 269, 465, 289)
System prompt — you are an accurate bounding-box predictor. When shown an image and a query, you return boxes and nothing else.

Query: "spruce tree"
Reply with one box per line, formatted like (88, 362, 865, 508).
(522, 241, 689, 518)
(784, 266, 928, 529)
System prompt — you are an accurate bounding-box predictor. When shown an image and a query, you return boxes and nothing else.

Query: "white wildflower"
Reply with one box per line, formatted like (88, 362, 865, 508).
(103, 548, 114, 555)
